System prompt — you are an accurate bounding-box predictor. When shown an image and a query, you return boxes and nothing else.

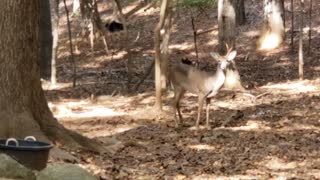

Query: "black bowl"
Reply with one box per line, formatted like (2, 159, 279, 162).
(0, 138, 53, 170)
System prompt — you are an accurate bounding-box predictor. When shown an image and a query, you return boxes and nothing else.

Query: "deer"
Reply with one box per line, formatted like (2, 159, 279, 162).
(168, 48, 237, 129)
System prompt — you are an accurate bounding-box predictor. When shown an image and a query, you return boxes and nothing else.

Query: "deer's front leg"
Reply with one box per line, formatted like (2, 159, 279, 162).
(206, 98, 211, 129)
(196, 94, 206, 129)
(172, 88, 185, 127)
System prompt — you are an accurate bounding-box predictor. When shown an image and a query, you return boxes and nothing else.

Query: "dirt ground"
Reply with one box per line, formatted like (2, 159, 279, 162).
(45, 0, 320, 179)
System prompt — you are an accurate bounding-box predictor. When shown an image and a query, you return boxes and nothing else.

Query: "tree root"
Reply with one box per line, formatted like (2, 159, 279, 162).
(43, 118, 107, 154)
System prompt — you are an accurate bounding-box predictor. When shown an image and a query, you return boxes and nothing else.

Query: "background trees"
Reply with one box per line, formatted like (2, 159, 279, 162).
(0, 0, 319, 178)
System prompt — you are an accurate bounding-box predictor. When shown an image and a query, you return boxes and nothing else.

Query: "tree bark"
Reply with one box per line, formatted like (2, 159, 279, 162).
(78, 0, 109, 54)
(73, 0, 80, 14)
(218, 0, 236, 54)
(40, 0, 53, 80)
(298, 0, 304, 80)
(307, 0, 312, 55)
(160, 1, 173, 90)
(258, 0, 285, 50)
(63, 0, 77, 87)
(50, 0, 60, 84)
(114, 0, 133, 92)
(154, 0, 169, 111)
(218, 0, 244, 91)
(290, 0, 294, 52)
(235, 0, 246, 25)
(0, 0, 104, 153)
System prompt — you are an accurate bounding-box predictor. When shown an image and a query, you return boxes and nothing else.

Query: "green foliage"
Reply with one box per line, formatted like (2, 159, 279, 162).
(179, 0, 216, 8)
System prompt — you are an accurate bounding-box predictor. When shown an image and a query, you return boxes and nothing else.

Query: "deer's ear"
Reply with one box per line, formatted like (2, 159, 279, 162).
(227, 51, 237, 61)
(210, 52, 221, 61)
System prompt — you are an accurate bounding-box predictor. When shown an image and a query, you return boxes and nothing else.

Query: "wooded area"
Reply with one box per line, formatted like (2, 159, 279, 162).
(0, 0, 319, 179)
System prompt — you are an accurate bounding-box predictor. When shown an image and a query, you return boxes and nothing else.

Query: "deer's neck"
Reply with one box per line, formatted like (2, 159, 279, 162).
(213, 67, 226, 90)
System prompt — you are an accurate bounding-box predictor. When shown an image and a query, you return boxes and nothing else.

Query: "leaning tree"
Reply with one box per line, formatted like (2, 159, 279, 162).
(0, 0, 103, 152)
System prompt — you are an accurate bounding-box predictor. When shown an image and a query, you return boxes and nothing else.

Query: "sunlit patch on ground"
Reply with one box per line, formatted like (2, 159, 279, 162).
(188, 144, 216, 151)
(224, 120, 271, 131)
(49, 100, 124, 119)
(261, 80, 320, 94)
(262, 156, 298, 170)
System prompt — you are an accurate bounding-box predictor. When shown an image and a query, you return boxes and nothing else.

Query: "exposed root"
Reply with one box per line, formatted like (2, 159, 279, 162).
(43, 118, 107, 154)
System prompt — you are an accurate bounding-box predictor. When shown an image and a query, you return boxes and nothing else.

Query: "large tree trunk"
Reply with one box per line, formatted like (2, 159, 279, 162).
(218, 0, 244, 91)
(0, 0, 104, 153)
(257, 0, 285, 50)
(40, 0, 53, 80)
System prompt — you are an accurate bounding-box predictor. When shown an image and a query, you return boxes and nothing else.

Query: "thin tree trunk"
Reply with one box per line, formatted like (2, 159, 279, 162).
(113, 0, 133, 92)
(40, 0, 53, 80)
(308, 0, 312, 55)
(80, 0, 95, 57)
(291, 0, 294, 52)
(160, 1, 173, 90)
(63, 0, 77, 87)
(51, 0, 60, 85)
(154, 0, 169, 111)
(298, 0, 304, 80)
(191, 16, 199, 65)
(235, 0, 246, 25)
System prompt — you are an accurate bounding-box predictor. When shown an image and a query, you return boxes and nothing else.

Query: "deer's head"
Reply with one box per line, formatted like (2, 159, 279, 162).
(210, 48, 237, 70)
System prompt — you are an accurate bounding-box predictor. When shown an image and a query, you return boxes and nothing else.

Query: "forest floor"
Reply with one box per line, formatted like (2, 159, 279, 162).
(44, 0, 320, 179)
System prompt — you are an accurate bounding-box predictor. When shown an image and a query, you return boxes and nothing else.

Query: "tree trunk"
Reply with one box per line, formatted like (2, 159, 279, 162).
(235, 0, 246, 25)
(218, 0, 236, 54)
(63, 0, 77, 87)
(307, 0, 312, 55)
(73, 0, 80, 14)
(50, 0, 60, 85)
(79, 0, 108, 54)
(298, 0, 304, 80)
(114, 0, 133, 92)
(80, 0, 95, 55)
(40, 0, 53, 80)
(154, 0, 169, 111)
(218, 0, 244, 91)
(290, 0, 294, 52)
(258, 0, 285, 50)
(0, 0, 104, 153)
(160, 1, 173, 90)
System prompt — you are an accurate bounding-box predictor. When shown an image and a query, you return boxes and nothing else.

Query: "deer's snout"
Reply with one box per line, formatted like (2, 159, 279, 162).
(220, 61, 229, 70)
